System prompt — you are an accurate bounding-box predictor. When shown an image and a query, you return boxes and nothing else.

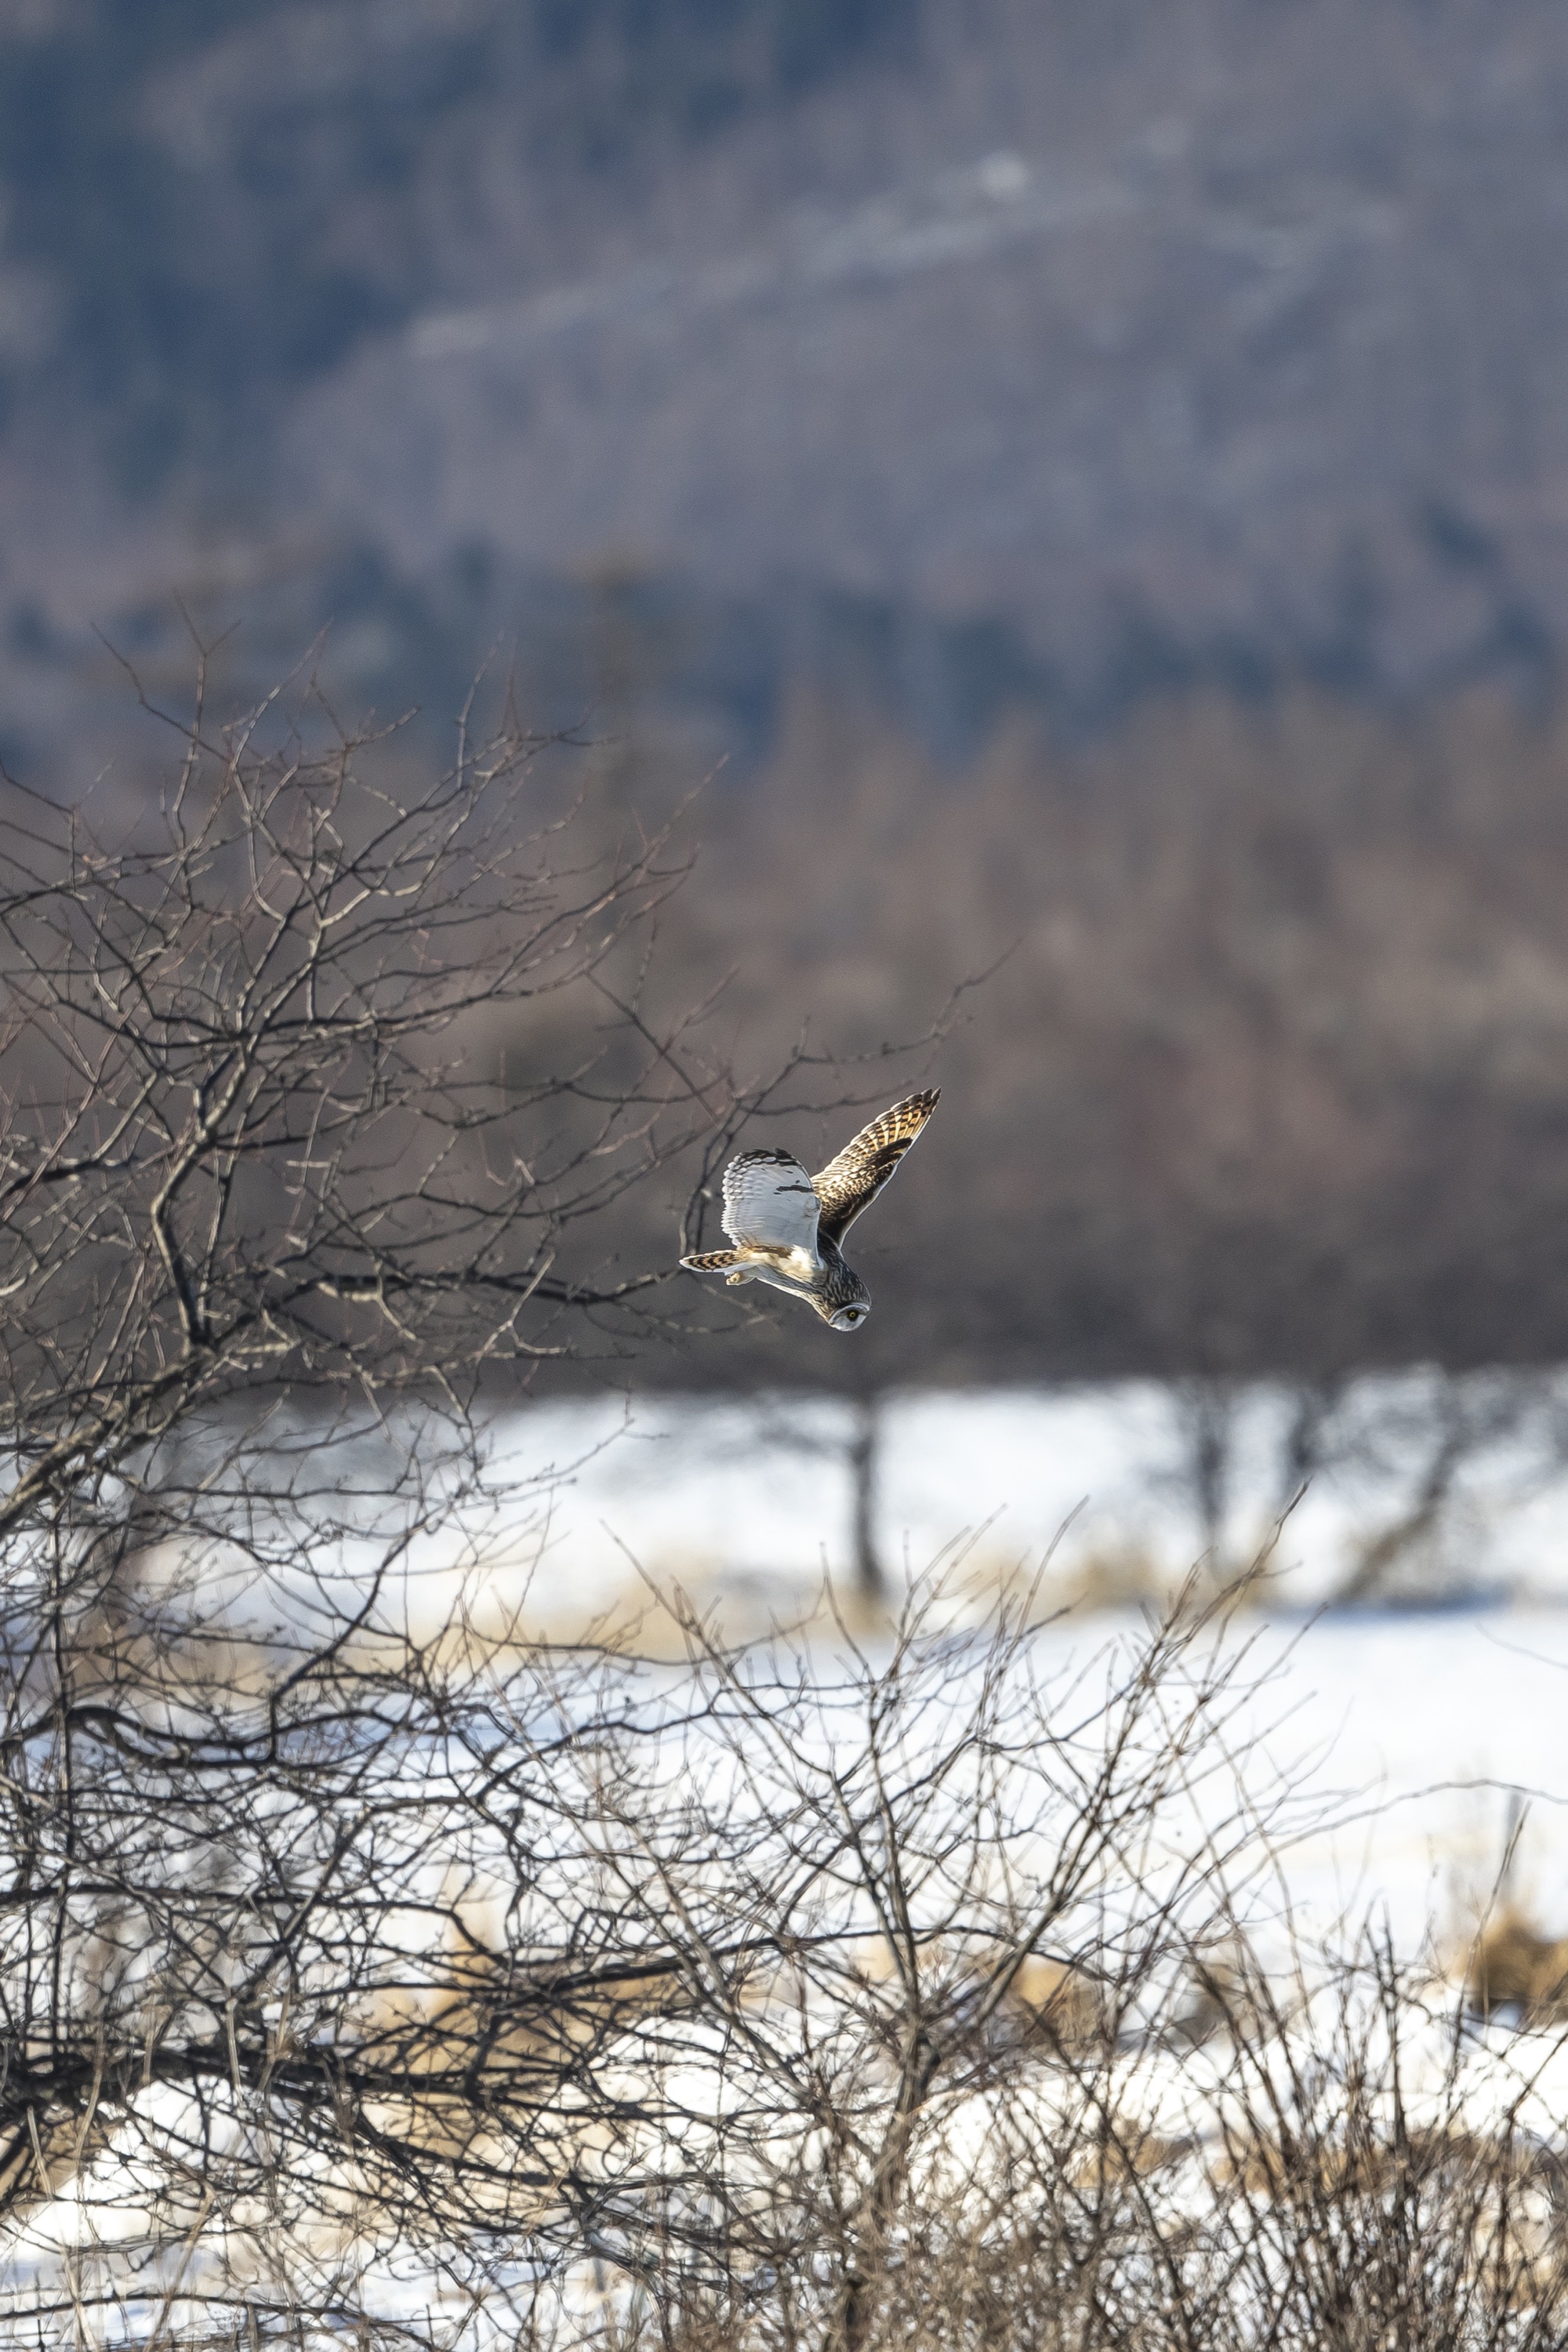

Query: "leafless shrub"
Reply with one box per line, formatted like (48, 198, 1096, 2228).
(0, 652, 916, 2338)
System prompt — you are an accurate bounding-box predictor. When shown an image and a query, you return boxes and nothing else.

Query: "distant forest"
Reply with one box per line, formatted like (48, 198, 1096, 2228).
(593, 681, 1568, 1392)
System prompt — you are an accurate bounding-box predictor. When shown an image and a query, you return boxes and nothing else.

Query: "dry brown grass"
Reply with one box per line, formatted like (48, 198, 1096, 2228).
(1468, 1909, 1568, 2025)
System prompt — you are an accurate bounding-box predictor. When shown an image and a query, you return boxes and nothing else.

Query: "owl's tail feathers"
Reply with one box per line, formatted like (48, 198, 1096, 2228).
(681, 1248, 744, 1274)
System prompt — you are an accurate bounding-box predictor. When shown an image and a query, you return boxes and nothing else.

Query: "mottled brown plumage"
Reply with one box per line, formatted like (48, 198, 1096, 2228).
(811, 1091, 942, 1245)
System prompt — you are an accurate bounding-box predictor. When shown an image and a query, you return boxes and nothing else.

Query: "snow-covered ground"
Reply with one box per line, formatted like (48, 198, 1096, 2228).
(15, 1375, 1568, 2341)
(451, 1375, 1568, 1951)
(481, 1371, 1568, 1609)
(130, 1373, 1568, 1944)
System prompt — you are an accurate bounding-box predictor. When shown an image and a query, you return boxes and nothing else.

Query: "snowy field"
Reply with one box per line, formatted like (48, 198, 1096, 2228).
(488, 1373, 1568, 1612)
(136, 1367, 1568, 1956)
(14, 1374, 1568, 2337)
(454, 1373, 1568, 1954)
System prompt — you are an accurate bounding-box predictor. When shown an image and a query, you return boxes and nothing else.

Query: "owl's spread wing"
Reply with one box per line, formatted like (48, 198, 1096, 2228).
(811, 1090, 940, 1247)
(721, 1149, 822, 1255)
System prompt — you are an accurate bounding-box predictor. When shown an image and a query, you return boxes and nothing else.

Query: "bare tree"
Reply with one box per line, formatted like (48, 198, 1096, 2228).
(2, 660, 1566, 2349)
(0, 654, 794, 2335)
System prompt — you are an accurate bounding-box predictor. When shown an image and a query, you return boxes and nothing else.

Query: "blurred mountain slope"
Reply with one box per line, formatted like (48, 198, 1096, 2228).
(2, 0, 1568, 753)
(0, 0, 909, 482)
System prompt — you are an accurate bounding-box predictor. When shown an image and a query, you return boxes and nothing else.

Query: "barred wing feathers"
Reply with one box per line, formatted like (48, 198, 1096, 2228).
(721, 1149, 822, 1254)
(811, 1090, 940, 1246)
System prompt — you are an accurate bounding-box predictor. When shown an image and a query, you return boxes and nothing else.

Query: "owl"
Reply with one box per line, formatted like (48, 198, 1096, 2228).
(680, 1090, 940, 1330)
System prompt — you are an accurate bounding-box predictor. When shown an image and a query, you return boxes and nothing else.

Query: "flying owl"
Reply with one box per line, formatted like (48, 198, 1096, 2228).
(680, 1090, 940, 1330)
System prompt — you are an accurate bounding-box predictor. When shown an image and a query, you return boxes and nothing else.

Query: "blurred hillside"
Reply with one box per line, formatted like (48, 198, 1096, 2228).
(5, 1, 1568, 1386)
(5, 0, 1568, 755)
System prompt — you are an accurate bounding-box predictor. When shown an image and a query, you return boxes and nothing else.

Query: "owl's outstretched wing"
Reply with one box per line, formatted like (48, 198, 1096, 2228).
(721, 1149, 822, 1254)
(811, 1090, 940, 1247)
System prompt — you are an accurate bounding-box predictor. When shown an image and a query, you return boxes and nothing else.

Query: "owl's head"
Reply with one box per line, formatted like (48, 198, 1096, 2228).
(827, 1302, 870, 1333)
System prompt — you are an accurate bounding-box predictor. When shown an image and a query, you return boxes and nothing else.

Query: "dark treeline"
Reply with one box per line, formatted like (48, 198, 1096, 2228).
(593, 680, 1568, 1393)
(12, 644, 1568, 1396)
